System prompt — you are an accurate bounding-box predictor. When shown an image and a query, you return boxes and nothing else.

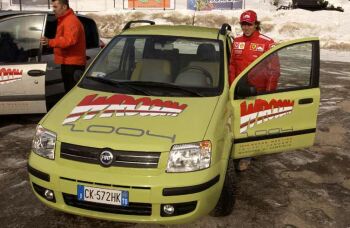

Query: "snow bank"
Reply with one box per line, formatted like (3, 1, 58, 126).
(89, 2, 350, 52)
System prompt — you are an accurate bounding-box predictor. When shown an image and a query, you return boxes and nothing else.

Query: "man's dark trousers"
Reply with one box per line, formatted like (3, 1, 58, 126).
(61, 64, 85, 93)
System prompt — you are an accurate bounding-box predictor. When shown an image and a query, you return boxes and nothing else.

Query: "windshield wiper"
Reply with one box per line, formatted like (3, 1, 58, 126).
(84, 76, 152, 95)
(116, 81, 205, 97)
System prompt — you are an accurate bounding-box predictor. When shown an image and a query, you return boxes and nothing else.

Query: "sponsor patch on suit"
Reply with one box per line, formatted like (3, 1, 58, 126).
(234, 42, 245, 50)
(250, 43, 265, 52)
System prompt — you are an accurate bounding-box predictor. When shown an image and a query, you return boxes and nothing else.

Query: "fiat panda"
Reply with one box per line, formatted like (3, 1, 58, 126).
(28, 20, 320, 224)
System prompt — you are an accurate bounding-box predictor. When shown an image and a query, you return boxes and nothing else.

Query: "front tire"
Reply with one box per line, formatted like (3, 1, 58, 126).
(210, 159, 237, 217)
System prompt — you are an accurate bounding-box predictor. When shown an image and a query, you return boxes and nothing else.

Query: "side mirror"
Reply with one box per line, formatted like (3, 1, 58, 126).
(235, 86, 257, 98)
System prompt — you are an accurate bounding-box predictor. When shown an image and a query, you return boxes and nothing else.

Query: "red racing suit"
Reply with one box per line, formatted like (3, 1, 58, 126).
(229, 31, 280, 92)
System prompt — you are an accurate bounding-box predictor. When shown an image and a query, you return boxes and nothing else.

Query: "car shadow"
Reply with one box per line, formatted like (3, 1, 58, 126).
(0, 114, 44, 128)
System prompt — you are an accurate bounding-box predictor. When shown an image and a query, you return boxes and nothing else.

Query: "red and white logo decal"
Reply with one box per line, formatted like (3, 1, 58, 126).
(63, 94, 188, 124)
(240, 99, 294, 133)
(250, 43, 265, 52)
(0, 68, 23, 85)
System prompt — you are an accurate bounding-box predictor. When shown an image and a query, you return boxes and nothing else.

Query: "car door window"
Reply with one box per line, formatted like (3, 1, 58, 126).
(275, 43, 312, 89)
(0, 15, 44, 63)
(42, 14, 57, 55)
(236, 42, 315, 97)
(79, 16, 99, 49)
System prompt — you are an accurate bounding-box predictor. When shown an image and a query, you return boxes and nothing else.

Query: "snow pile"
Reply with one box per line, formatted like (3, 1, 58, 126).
(89, 1, 350, 53)
(2, 0, 349, 54)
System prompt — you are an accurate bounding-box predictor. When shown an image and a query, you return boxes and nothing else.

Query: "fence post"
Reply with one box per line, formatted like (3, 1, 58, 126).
(48, 0, 50, 9)
(19, 0, 22, 11)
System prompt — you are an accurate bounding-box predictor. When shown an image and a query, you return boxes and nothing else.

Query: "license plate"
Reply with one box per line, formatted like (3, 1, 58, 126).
(77, 185, 128, 206)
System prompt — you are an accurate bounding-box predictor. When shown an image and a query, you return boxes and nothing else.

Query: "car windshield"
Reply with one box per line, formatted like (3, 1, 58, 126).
(79, 35, 224, 97)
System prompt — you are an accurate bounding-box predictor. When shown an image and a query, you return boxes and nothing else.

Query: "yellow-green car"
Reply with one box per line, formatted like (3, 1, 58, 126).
(28, 21, 320, 224)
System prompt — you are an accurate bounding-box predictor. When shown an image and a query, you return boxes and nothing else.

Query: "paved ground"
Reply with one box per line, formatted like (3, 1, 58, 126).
(0, 59, 349, 228)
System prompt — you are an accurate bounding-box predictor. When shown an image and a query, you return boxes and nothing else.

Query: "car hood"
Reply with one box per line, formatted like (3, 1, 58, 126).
(42, 88, 219, 152)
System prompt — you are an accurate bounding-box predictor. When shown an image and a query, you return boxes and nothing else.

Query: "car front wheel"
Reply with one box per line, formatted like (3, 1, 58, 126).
(210, 159, 237, 217)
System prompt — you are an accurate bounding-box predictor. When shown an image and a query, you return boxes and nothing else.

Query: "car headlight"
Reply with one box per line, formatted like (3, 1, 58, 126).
(166, 140, 211, 173)
(31, 125, 57, 160)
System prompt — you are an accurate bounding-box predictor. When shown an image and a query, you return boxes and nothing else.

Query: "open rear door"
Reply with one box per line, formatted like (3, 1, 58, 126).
(0, 63, 47, 114)
(230, 38, 320, 159)
(0, 13, 47, 115)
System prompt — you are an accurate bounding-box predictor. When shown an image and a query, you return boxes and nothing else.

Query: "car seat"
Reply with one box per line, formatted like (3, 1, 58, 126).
(175, 43, 219, 87)
(130, 59, 172, 83)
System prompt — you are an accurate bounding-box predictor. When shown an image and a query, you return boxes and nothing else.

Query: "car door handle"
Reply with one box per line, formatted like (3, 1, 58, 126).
(299, 98, 313, 105)
(28, 70, 46, 77)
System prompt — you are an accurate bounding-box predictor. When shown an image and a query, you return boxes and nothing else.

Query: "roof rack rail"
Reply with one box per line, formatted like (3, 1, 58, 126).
(122, 20, 155, 31)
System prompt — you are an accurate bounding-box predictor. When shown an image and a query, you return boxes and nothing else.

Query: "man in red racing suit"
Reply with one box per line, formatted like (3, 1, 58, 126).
(229, 10, 280, 93)
(229, 10, 281, 171)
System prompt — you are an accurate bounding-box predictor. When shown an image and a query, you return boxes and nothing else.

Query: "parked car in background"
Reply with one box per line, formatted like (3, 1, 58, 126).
(0, 11, 103, 115)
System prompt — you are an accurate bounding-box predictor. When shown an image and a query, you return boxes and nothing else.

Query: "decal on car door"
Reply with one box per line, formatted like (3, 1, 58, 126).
(0, 67, 23, 85)
(240, 98, 294, 134)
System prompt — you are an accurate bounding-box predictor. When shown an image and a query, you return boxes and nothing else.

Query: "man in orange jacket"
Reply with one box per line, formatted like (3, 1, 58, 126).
(229, 10, 280, 171)
(41, 0, 86, 93)
(229, 10, 280, 91)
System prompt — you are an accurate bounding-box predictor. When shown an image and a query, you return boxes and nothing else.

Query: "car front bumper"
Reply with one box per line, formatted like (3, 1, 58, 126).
(28, 151, 227, 224)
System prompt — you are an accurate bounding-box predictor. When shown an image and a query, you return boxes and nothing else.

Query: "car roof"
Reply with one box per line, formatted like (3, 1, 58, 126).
(121, 25, 222, 40)
(0, 10, 89, 19)
(0, 10, 51, 17)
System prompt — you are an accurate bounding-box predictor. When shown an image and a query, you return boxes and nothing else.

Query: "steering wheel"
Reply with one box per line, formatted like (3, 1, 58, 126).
(179, 66, 213, 86)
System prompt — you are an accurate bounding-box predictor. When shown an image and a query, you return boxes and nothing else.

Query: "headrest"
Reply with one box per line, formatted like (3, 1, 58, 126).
(197, 43, 216, 61)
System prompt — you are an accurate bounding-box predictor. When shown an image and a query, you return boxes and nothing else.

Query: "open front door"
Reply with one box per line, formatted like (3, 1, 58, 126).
(230, 38, 320, 159)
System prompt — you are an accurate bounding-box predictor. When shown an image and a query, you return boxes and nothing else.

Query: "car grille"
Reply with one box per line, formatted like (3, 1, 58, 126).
(62, 193, 152, 216)
(60, 142, 161, 168)
(59, 176, 151, 190)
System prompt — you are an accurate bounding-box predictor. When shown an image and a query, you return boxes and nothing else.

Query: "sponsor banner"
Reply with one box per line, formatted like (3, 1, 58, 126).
(0, 67, 23, 85)
(125, 0, 174, 9)
(63, 94, 188, 124)
(240, 99, 294, 134)
(187, 0, 243, 10)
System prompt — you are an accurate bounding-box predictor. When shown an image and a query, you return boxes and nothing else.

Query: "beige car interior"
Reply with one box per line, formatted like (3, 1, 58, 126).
(130, 58, 172, 83)
(130, 43, 219, 87)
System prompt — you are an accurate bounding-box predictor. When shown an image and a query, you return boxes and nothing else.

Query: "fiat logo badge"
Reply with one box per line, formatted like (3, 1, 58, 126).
(99, 150, 114, 167)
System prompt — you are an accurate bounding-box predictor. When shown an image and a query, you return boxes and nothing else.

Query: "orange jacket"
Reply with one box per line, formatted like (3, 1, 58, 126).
(49, 9, 86, 66)
(229, 31, 280, 92)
